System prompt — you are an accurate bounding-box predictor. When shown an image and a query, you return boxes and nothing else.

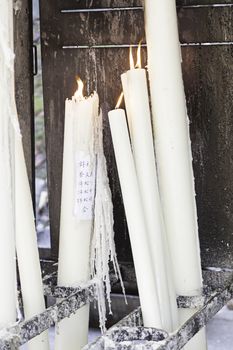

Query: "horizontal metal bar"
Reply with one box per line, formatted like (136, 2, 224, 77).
(44, 282, 206, 309)
(61, 4, 233, 13)
(62, 42, 233, 50)
(180, 3, 233, 8)
(62, 44, 146, 49)
(86, 272, 233, 349)
(84, 307, 143, 349)
(61, 7, 143, 13)
(44, 282, 94, 299)
(204, 266, 233, 273)
(0, 280, 96, 349)
(157, 273, 233, 350)
(182, 41, 233, 46)
(177, 294, 206, 309)
(1, 269, 231, 349)
(8, 277, 229, 349)
(108, 326, 168, 343)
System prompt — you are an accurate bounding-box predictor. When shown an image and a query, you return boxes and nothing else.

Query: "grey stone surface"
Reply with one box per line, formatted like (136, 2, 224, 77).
(207, 306, 233, 350)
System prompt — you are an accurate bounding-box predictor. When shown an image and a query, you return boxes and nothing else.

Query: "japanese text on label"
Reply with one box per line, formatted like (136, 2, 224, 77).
(74, 152, 96, 220)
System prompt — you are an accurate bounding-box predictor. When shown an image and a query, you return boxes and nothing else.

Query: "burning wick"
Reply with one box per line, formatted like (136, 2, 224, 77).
(129, 46, 135, 70)
(115, 92, 124, 109)
(129, 41, 142, 69)
(135, 40, 142, 69)
(74, 76, 85, 101)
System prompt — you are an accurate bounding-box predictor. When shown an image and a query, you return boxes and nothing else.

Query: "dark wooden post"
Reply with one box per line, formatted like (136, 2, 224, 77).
(14, 0, 35, 196)
(40, 0, 233, 276)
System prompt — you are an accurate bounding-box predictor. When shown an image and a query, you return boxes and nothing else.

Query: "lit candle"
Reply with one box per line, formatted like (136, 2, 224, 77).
(55, 79, 98, 350)
(0, 0, 17, 328)
(108, 98, 162, 328)
(144, 0, 206, 347)
(121, 45, 178, 332)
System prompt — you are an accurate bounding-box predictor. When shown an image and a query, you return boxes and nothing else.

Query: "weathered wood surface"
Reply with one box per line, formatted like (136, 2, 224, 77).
(183, 45, 233, 268)
(14, 0, 34, 193)
(51, 7, 233, 46)
(40, 0, 233, 268)
(177, 1, 233, 5)
(58, 0, 142, 9)
(58, 0, 233, 10)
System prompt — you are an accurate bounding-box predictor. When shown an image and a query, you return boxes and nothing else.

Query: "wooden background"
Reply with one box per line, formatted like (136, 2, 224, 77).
(14, 0, 34, 195)
(15, 1, 233, 281)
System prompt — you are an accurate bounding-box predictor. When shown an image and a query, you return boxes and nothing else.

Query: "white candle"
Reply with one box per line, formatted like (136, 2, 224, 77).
(121, 73, 132, 132)
(0, 148, 16, 328)
(108, 107, 162, 328)
(0, 0, 17, 329)
(144, 0, 206, 347)
(15, 136, 50, 350)
(121, 66, 178, 332)
(55, 85, 98, 350)
(1, 0, 51, 346)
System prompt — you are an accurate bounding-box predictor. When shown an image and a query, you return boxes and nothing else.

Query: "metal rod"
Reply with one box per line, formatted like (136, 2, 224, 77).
(61, 7, 143, 13)
(62, 44, 146, 49)
(86, 272, 233, 349)
(108, 326, 168, 343)
(84, 307, 143, 350)
(62, 42, 233, 50)
(60, 4, 233, 13)
(157, 273, 233, 350)
(1, 271, 233, 349)
(0, 281, 96, 349)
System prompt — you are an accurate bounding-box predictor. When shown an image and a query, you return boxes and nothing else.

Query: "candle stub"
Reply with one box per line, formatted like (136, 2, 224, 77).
(74, 151, 96, 221)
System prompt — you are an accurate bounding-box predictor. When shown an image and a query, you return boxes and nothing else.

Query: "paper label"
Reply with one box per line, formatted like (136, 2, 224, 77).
(74, 152, 96, 221)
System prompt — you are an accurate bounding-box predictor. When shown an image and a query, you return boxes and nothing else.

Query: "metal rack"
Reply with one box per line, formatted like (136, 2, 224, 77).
(9, 1, 233, 349)
(0, 267, 233, 349)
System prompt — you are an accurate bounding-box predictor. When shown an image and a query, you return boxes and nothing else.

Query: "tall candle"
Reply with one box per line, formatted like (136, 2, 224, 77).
(0, 140, 16, 328)
(108, 107, 162, 328)
(144, 0, 206, 347)
(55, 84, 98, 350)
(0, 0, 17, 327)
(15, 136, 50, 350)
(1, 0, 51, 346)
(121, 64, 178, 332)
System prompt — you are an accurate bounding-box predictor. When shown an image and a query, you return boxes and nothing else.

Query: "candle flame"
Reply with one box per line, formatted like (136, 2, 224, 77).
(115, 92, 124, 109)
(129, 46, 135, 70)
(74, 76, 85, 101)
(135, 40, 142, 69)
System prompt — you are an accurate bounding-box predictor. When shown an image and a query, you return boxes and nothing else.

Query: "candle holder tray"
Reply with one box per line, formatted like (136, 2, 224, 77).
(0, 265, 233, 350)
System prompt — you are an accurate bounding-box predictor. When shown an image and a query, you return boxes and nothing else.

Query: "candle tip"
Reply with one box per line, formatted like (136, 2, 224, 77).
(129, 46, 135, 70)
(129, 40, 142, 70)
(74, 76, 85, 101)
(135, 40, 142, 69)
(115, 92, 124, 109)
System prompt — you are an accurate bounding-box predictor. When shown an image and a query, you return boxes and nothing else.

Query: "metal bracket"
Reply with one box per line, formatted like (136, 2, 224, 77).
(0, 270, 233, 350)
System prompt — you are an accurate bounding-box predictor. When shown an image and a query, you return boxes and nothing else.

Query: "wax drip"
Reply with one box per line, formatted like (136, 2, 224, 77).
(90, 110, 127, 332)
